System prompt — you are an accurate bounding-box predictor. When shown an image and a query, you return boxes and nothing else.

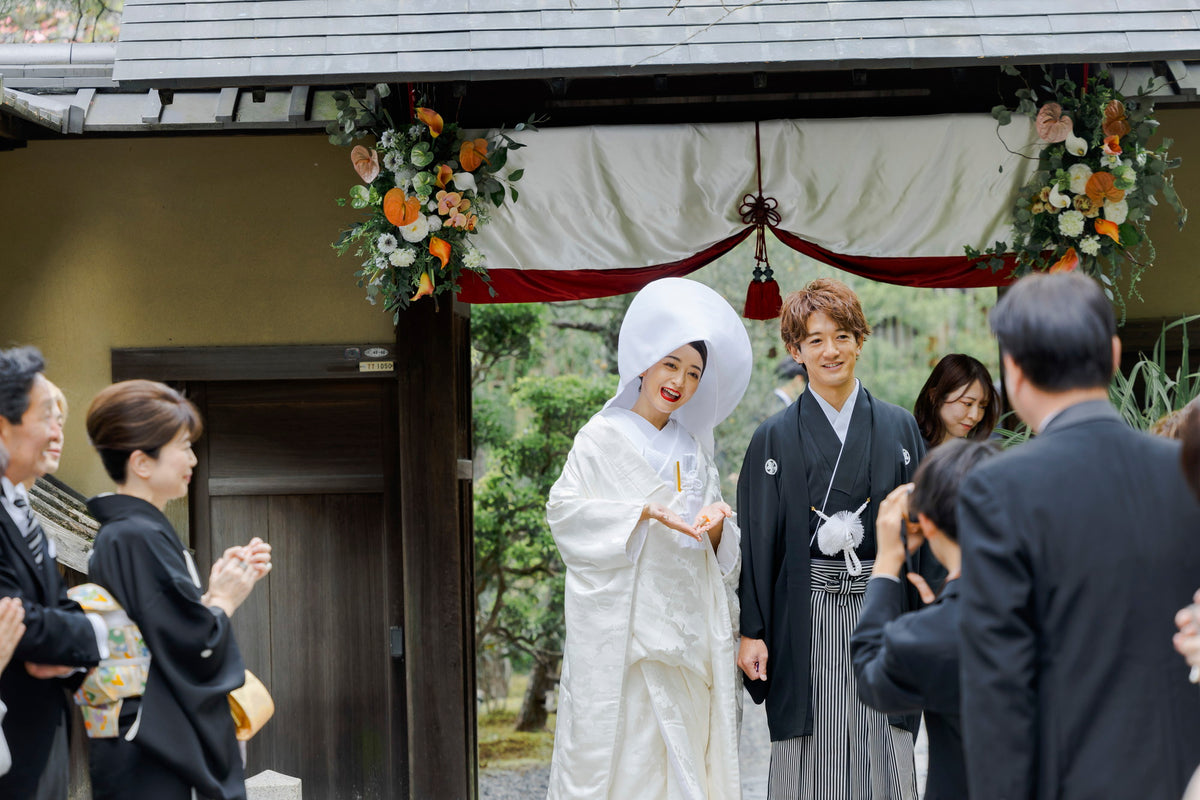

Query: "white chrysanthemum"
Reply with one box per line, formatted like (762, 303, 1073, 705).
(463, 248, 485, 270)
(383, 151, 403, 173)
(389, 248, 416, 267)
(1079, 236, 1101, 256)
(376, 233, 398, 254)
(1057, 209, 1085, 238)
(374, 256, 389, 271)
(380, 130, 396, 148)
(1105, 198, 1129, 225)
(409, 125, 423, 137)
(426, 215, 443, 232)
(399, 215, 430, 243)
(394, 166, 416, 188)
(1067, 164, 1093, 195)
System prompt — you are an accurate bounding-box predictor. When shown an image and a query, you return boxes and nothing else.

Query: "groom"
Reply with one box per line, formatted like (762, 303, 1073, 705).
(738, 278, 934, 799)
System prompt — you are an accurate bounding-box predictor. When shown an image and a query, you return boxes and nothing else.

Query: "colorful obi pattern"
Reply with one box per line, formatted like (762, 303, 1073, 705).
(67, 583, 151, 739)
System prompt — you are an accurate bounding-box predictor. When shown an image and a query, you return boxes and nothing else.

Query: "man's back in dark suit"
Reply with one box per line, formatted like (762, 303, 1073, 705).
(852, 577, 966, 800)
(959, 401, 1200, 799)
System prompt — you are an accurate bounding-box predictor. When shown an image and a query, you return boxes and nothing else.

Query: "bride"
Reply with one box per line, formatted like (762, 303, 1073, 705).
(546, 277, 752, 800)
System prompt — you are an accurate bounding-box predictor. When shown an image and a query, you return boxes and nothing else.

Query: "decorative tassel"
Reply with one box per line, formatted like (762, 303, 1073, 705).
(739, 121, 783, 320)
(744, 273, 782, 320)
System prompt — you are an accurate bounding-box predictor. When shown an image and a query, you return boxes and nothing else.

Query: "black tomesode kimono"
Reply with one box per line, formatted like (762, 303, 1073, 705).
(738, 386, 933, 742)
(86, 494, 247, 800)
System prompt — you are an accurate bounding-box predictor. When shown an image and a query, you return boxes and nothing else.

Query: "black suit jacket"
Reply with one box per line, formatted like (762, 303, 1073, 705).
(851, 576, 966, 800)
(958, 400, 1200, 800)
(0, 503, 100, 797)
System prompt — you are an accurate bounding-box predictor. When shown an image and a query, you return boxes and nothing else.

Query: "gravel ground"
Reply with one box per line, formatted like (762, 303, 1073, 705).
(480, 691, 929, 799)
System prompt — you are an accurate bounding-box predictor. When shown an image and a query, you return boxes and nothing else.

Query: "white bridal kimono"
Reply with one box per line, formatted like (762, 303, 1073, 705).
(546, 407, 742, 800)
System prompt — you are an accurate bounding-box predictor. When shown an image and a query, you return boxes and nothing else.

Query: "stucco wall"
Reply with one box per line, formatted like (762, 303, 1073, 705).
(0, 133, 395, 496)
(1119, 106, 1200, 319)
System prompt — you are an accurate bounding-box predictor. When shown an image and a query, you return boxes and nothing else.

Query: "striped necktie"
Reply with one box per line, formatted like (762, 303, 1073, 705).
(12, 494, 46, 565)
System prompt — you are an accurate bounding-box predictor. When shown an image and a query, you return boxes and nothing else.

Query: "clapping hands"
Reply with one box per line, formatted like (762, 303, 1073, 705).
(203, 537, 272, 618)
(1174, 588, 1200, 680)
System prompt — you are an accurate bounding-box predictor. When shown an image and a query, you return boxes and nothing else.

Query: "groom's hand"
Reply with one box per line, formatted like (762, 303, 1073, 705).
(738, 636, 768, 681)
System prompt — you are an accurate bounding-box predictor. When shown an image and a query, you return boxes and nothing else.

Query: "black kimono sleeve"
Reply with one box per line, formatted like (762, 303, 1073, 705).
(738, 421, 782, 703)
(89, 520, 247, 800)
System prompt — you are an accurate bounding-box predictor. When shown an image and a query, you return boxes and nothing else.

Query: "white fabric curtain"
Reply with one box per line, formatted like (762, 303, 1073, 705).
(472, 114, 1039, 274)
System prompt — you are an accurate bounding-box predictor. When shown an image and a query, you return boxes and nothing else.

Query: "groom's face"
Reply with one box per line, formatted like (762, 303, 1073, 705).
(792, 311, 860, 398)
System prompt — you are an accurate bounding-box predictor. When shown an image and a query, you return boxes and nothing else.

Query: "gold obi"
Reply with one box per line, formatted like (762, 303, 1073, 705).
(67, 583, 150, 739)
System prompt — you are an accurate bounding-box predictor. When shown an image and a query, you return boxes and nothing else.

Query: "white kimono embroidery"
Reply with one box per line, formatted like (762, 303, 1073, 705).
(546, 411, 741, 800)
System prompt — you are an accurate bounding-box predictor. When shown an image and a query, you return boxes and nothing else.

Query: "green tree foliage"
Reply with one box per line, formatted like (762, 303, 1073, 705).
(472, 304, 615, 729)
(1, 0, 123, 43)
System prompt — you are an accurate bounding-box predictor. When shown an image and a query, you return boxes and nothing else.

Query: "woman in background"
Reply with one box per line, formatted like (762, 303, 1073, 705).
(913, 354, 999, 447)
(84, 380, 270, 800)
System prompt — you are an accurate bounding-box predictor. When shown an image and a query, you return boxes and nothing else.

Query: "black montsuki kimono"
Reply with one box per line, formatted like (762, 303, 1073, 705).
(86, 494, 247, 800)
(738, 386, 933, 742)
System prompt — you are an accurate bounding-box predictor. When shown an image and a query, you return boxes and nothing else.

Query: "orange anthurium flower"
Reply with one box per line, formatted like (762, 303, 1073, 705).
(416, 108, 443, 138)
(429, 236, 451, 269)
(1094, 218, 1121, 244)
(1049, 247, 1079, 273)
(383, 188, 422, 227)
(1102, 135, 1122, 156)
(435, 164, 454, 189)
(410, 272, 434, 302)
(458, 138, 490, 172)
(1085, 172, 1125, 207)
(1103, 100, 1131, 138)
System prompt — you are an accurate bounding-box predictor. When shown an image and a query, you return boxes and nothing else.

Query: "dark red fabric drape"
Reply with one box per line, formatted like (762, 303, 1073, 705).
(456, 227, 754, 303)
(456, 225, 1014, 304)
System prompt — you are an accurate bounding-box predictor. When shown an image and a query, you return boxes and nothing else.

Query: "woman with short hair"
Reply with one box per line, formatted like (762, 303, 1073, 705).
(83, 379, 270, 800)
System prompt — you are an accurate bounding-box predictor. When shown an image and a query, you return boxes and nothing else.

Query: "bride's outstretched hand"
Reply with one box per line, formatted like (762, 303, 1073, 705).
(693, 502, 732, 535)
(642, 503, 701, 541)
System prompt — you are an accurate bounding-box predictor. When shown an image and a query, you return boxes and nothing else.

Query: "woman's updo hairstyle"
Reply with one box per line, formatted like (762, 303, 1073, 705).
(87, 380, 203, 483)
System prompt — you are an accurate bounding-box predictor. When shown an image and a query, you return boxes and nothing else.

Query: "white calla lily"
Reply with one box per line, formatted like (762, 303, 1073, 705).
(1065, 132, 1088, 156)
(452, 172, 478, 195)
(1048, 185, 1071, 209)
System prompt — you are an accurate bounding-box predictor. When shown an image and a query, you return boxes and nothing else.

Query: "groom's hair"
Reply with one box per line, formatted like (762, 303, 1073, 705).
(779, 278, 871, 352)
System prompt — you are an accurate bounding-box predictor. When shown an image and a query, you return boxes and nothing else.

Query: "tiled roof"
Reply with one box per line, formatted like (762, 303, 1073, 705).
(111, 0, 1200, 88)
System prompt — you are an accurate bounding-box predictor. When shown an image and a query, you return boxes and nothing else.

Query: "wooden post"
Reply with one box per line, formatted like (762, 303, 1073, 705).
(395, 298, 478, 800)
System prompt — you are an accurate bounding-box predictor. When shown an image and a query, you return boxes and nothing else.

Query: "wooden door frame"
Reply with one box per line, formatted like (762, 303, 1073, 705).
(111, 336, 476, 800)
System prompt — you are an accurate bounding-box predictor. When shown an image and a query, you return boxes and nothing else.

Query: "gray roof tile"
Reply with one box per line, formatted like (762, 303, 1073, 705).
(88, 0, 1200, 87)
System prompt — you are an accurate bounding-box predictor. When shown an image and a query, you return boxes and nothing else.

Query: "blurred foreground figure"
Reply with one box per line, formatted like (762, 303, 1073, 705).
(958, 273, 1200, 800)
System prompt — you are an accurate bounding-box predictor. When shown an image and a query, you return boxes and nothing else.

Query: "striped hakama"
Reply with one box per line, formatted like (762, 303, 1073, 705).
(767, 560, 917, 800)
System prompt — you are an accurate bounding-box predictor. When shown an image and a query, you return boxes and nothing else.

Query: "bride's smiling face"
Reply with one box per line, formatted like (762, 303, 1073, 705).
(631, 344, 705, 427)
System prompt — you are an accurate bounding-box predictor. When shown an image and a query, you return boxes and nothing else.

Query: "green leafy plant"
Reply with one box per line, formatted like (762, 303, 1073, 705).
(994, 314, 1200, 446)
(967, 66, 1187, 312)
(1110, 314, 1200, 430)
(328, 85, 539, 321)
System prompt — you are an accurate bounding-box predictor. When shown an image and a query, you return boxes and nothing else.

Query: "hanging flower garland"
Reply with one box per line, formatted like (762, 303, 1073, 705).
(967, 66, 1186, 310)
(328, 84, 537, 321)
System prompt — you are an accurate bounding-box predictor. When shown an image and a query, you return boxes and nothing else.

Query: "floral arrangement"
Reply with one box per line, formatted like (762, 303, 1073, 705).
(328, 84, 536, 320)
(967, 66, 1186, 308)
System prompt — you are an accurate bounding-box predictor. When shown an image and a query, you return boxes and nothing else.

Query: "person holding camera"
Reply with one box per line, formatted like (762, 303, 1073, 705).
(850, 438, 998, 800)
